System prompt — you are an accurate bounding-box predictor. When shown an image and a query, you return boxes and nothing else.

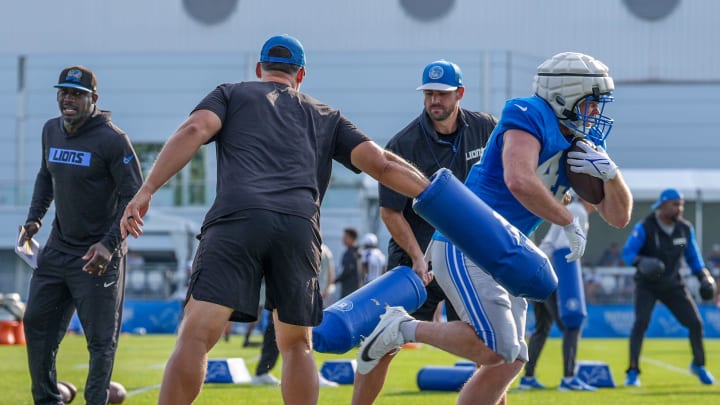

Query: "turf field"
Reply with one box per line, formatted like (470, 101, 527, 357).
(1, 334, 718, 404)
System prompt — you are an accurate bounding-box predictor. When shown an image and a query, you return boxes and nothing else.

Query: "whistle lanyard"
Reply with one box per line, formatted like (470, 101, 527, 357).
(420, 119, 464, 172)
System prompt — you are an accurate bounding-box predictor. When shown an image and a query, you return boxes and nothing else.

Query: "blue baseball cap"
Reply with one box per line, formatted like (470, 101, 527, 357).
(652, 188, 683, 210)
(416, 60, 463, 91)
(259, 34, 305, 67)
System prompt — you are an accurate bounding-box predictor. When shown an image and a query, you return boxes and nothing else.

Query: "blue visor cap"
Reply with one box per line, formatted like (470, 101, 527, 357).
(259, 34, 306, 67)
(652, 188, 683, 209)
(416, 60, 463, 91)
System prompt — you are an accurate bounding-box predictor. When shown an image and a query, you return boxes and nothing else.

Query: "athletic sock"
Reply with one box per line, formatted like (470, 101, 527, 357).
(400, 320, 419, 342)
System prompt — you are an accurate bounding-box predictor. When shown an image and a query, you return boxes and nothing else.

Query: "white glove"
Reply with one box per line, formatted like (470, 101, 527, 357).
(562, 216, 587, 262)
(566, 141, 619, 181)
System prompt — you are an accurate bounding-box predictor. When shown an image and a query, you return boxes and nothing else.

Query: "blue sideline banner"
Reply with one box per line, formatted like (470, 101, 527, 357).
(527, 304, 720, 338)
(121, 300, 183, 334)
(72, 301, 720, 336)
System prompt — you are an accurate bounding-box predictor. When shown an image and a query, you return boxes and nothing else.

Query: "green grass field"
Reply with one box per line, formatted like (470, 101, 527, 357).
(1, 334, 718, 404)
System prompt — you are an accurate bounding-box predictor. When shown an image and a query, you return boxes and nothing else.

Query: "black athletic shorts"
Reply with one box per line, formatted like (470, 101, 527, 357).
(187, 209, 323, 326)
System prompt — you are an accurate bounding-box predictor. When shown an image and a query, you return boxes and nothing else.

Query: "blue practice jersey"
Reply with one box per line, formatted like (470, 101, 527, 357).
(435, 95, 572, 239)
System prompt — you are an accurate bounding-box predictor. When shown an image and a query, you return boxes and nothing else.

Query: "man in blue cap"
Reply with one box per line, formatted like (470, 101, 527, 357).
(120, 34, 432, 405)
(351, 59, 496, 404)
(622, 188, 716, 386)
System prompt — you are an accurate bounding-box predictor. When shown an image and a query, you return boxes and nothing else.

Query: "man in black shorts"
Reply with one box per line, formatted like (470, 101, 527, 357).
(21, 65, 142, 405)
(352, 59, 496, 405)
(121, 34, 431, 405)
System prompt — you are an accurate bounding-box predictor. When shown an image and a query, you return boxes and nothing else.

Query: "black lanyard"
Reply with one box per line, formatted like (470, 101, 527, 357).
(420, 118, 464, 172)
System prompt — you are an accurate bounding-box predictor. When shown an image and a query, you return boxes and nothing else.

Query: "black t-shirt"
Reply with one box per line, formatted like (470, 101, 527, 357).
(379, 108, 496, 267)
(194, 81, 370, 227)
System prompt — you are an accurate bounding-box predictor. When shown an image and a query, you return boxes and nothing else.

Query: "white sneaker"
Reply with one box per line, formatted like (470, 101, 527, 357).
(318, 372, 339, 387)
(356, 306, 414, 375)
(251, 373, 281, 386)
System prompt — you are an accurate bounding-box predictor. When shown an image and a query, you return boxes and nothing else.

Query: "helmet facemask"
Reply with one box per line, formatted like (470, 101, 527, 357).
(533, 52, 615, 145)
(562, 88, 614, 145)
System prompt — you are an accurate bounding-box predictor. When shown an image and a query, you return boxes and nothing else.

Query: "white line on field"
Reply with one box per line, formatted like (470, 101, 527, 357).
(640, 356, 692, 375)
(128, 384, 161, 397)
(126, 356, 261, 397)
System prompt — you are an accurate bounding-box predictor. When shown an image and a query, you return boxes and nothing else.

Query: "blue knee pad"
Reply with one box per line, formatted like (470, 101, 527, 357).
(413, 168, 557, 301)
(552, 248, 587, 329)
(312, 266, 427, 354)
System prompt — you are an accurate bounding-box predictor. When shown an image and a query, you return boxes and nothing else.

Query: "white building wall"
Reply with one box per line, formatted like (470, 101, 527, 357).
(3, 0, 720, 81)
(1, 0, 720, 277)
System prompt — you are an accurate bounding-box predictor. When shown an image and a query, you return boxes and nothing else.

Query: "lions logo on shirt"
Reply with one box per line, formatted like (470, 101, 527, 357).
(49, 147, 91, 167)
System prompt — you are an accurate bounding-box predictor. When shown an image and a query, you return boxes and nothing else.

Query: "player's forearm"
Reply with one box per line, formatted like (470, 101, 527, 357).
(142, 125, 207, 194)
(352, 142, 429, 198)
(27, 171, 53, 224)
(596, 172, 632, 228)
(507, 173, 572, 226)
(377, 152, 428, 198)
(381, 208, 425, 264)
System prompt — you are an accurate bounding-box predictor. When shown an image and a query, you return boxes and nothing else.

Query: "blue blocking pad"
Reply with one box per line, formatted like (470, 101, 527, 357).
(413, 168, 557, 301)
(552, 247, 587, 329)
(417, 366, 475, 391)
(313, 266, 427, 354)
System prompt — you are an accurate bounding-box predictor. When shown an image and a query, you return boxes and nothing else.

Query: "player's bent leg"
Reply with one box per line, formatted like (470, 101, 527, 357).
(158, 297, 232, 405)
(415, 320, 505, 366)
(458, 360, 524, 405)
(351, 354, 394, 405)
(274, 313, 319, 405)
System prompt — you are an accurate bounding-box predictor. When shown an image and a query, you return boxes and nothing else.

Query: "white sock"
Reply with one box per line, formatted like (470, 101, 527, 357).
(399, 320, 419, 342)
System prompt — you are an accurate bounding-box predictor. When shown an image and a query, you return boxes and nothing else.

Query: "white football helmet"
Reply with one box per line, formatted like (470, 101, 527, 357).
(361, 233, 378, 248)
(533, 52, 614, 144)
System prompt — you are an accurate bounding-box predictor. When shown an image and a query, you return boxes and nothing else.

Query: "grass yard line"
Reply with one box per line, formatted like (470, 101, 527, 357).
(124, 355, 262, 398)
(128, 384, 161, 397)
(640, 356, 692, 375)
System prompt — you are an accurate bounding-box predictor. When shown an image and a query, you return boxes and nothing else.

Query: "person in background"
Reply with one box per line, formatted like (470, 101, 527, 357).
(706, 243, 720, 272)
(120, 34, 430, 405)
(705, 244, 720, 305)
(622, 188, 716, 386)
(582, 266, 604, 304)
(360, 233, 386, 284)
(250, 310, 281, 386)
(596, 241, 624, 267)
(520, 193, 597, 391)
(319, 243, 336, 307)
(251, 308, 339, 387)
(335, 227, 361, 298)
(21, 65, 142, 405)
(351, 60, 496, 405)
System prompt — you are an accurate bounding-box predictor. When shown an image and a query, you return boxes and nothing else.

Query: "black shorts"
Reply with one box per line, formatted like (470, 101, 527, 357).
(187, 209, 323, 326)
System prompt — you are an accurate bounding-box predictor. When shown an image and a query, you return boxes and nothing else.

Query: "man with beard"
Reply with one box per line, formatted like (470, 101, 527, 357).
(352, 59, 496, 405)
(21, 65, 142, 405)
(622, 188, 716, 386)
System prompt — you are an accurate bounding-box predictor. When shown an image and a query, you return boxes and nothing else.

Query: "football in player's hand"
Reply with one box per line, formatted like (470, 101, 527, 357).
(566, 138, 605, 204)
